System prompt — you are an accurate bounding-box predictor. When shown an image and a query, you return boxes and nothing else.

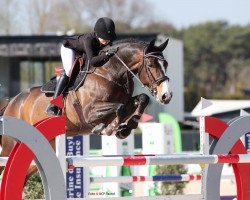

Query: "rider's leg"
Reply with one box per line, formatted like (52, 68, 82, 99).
(46, 45, 75, 116)
(46, 72, 69, 115)
(60, 45, 75, 77)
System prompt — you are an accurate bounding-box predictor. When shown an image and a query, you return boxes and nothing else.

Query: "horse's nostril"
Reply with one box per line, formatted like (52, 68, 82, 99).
(162, 92, 172, 101)
(162, 93, 168, 100)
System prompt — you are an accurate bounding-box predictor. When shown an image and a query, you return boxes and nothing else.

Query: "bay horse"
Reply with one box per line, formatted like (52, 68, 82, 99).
(0, 38, 172, 179)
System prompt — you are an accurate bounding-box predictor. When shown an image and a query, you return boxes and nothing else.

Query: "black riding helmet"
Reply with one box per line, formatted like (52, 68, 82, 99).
(94, 17, 117, 41)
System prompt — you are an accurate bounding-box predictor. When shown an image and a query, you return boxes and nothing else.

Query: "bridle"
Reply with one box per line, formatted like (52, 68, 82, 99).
(114, 48, 169, 96)
(140, 51, 169, 94)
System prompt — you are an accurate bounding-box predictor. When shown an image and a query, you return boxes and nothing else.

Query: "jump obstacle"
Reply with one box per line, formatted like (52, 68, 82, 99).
(88, 174, 234, 184)
(89, 174, 202, 184)
(66, 153, 250, 167)
(1, 109, 250, 199)
(61, 121, 182, 198)
(0, 116, 67, 200)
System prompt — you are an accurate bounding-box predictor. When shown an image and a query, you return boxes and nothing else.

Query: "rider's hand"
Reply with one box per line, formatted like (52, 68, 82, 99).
(106, 47, 119, 57)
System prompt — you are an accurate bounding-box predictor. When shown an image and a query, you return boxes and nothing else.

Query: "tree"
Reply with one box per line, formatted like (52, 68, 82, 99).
(134, 21, 177, 35)
(24, 173, 44, 199)
(181, 22, 229, 109)
(25, 0, 54, 34)
(0, 0, 20, 35)
(156, 165, 187, 195)
(68, 0, 154, 29)
(0, 0, 174, 35)
(181, 21, 250, 110)
(44, 0, 156, 34)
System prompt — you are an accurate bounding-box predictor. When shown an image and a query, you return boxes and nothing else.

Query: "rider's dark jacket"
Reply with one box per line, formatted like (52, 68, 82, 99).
(62, 32, 111, 67)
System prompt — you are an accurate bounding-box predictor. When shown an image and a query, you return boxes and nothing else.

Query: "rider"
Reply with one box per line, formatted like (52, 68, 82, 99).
(46, 17, 118, 116)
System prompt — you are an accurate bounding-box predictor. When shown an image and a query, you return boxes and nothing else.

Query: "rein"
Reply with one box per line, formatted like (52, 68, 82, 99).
(114, 50, 169, 96)
(114, 54, 148, 89)
(92, 44, 169, 96)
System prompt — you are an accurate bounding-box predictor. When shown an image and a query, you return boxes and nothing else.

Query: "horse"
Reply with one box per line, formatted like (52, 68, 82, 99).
(0, 38, 172, 180)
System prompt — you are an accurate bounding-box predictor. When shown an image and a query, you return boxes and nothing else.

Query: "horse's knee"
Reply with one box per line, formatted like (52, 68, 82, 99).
(137, 93, 150, 106)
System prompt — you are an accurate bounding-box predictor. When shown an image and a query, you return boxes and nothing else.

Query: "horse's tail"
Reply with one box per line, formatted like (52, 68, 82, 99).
(0, 98, 9, 116)
(0, 105, 7, 116)
(0, 99, 9, 153)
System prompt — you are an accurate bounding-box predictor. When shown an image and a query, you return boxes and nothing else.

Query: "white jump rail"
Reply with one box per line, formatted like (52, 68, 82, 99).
(67, 153, 250, 167)
(75, 195, 203, 200)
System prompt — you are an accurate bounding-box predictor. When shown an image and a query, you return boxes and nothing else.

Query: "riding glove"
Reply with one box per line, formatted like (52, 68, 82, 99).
(106, 47, 119, 56)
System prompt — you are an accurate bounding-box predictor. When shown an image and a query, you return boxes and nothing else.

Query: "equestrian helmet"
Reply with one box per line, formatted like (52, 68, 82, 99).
(94, 17, 117, 41)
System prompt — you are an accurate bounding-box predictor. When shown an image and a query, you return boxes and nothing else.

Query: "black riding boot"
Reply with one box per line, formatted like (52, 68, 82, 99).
(46, 73, 69, 116)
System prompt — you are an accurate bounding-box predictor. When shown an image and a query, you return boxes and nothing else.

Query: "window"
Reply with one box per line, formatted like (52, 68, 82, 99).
(19, 60, 61, 91)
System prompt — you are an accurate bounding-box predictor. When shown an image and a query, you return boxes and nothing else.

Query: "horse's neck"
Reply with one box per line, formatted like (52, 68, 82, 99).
(94, 43, 144, 85)
(111, 45, 143, 72)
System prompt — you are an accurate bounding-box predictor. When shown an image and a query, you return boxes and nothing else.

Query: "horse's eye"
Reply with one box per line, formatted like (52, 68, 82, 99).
(147, 64, 154, 68)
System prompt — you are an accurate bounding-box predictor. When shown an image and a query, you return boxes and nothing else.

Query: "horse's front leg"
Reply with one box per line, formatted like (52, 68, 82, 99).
(116, 93, 150, 139)
(98, 104, 127, 136)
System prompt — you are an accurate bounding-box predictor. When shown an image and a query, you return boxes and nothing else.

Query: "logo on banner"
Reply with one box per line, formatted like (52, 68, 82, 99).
(66, 136, 84, 198)
(245, 133, 250, 153)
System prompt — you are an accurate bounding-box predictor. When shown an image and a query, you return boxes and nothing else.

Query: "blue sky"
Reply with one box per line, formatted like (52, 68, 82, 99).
(146, 0, 250, 29)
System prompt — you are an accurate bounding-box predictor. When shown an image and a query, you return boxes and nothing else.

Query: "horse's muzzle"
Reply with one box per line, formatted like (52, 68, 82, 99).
(161, 91, 173, 104)
(156, 81, 172, 104)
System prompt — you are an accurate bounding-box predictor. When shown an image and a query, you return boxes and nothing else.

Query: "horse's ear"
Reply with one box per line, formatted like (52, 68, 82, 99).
(149, 39, 156, 47)
(145, 39, 156, 53)
(157, 38, 169, 52)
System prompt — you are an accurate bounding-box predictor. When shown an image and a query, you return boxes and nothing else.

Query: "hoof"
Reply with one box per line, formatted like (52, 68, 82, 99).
(116, 124, 132, 139)
(92, 123, 106, 135)
(127, 114, 141, 129)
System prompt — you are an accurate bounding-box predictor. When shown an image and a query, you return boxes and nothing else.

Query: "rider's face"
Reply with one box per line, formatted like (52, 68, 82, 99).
(98, 37, 110, 46)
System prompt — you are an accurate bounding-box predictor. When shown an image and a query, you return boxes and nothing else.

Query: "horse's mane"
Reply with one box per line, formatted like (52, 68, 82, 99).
(103, 38, 148, 50)
(113, 38, 147, 46)
(100, 38, 148, 69)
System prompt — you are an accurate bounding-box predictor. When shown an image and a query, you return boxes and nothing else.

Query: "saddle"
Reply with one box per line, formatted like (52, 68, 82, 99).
(41, 56, 91, 94)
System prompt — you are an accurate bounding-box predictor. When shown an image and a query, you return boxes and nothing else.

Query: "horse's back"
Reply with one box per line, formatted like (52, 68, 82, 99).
(3, 86, 49, 124)
(4, 89, 29, 117)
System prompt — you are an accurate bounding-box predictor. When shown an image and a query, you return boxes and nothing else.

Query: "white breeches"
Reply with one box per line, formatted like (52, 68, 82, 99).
(60, 45, 76, 77)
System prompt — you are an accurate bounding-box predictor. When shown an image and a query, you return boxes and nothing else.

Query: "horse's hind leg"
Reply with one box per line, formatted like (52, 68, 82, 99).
(0, 135, 16, 174)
